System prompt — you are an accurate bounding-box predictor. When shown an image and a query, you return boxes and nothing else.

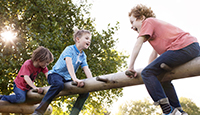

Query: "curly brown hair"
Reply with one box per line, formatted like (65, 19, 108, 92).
(129, 4, 156, 20)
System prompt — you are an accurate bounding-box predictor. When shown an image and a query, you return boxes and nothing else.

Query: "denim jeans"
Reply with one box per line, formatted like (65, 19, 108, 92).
(35, 73, 89, 114)
(1, 82, 28, 103)
(141, 43, 200, 108)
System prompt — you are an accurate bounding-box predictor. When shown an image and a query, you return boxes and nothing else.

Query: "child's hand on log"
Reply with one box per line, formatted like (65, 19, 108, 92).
(125, 69, 137, 78)
(76, 80, 85, 88)
(35, 87, 44, 94)
(73, 79, 85, 88)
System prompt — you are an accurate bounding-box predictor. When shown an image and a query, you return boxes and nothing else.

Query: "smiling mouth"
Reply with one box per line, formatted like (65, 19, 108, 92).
(86, 43, 89, 46)
(132, 27, 138, 31)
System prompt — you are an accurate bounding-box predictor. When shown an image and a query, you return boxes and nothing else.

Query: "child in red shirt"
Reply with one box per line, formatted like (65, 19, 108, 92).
(127, 4, 200, 115)
(0, 46, 54, 103)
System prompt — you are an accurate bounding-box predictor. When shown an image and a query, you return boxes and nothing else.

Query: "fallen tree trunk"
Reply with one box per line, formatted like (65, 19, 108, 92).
(1, 57, 200, 113)
(25, 57, 200, 104)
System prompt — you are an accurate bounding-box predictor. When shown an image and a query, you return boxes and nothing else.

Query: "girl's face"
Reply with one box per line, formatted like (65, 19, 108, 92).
(129, 15, 144, 33)
(77, 33, 91, 50)
(38, 60, 50, 68)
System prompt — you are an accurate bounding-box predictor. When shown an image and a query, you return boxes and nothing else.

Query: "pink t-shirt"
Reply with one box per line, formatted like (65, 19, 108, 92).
(14, 59, 48, 91)
(138, 18, 198, 55)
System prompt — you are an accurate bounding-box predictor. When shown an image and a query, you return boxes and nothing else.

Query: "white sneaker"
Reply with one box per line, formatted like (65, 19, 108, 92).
(162, 108, 182, 115)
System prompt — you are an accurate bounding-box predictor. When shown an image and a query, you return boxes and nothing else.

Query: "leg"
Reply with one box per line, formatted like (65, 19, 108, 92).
(34, 73, 65, 114)
(142, 43, 200, 114)
(1, 83, 27, 103)
(70, 93, 89, 115)
(161, 81, 188, 113)
(161, 81, 181, 108)
(141, 51, 176, 114)
(161, 43, 200, 109)
(141, 59, 167, 102)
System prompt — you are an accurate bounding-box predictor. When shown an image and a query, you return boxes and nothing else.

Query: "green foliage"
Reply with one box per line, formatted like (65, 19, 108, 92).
(180, 97, 200, 115)
(116, 97, 200, 115)
(0, 0, 128, 114)
(116, 98, 161, 115)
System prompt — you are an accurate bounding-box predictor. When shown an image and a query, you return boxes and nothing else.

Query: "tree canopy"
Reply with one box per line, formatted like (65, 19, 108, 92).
(0, 0, 128, 114)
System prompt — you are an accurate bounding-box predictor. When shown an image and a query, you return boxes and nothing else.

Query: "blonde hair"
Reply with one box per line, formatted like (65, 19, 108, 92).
(31, 46, 54, 63)
(73, 27, 91, 42)
(129, 4, 156, 20)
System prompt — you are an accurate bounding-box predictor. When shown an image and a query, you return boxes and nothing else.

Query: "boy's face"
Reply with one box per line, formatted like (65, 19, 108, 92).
(77, 33, 91, 50)
(129, 15, 143, 33)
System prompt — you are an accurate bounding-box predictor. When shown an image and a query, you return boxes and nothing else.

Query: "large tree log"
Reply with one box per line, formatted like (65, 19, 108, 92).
(0, 57, 200, 113)
(25, 57, 200, 104)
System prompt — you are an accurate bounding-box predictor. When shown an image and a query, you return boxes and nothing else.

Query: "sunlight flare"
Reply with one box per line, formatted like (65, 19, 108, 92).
(1, 30, 17, 42)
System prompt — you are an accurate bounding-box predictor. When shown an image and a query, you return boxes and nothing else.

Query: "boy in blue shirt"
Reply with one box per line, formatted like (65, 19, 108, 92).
(32, 29, 93, 115)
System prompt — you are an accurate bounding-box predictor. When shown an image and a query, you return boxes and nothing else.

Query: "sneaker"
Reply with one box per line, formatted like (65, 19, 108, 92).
(162, 108, 182, 115)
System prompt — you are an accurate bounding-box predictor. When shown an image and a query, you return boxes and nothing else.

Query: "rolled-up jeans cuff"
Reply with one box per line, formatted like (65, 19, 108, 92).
(154, 98, 169, 106)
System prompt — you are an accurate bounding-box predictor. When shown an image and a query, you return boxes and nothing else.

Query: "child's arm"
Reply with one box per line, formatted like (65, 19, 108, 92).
(65, 57, 84, 87)
(24, 75, 43, 93)
(82, 66, 93, 78)
(65, 57, 77, 81)
(127, 36, 146, 77)
(148, 49, 158, 64)
(24, 75, 37, 89)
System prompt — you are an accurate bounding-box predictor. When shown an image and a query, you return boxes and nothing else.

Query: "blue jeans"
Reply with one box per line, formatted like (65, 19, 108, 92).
(141, 43, 200, 108)
(1, 82, 28, 103)
(34, 73, 89, 114)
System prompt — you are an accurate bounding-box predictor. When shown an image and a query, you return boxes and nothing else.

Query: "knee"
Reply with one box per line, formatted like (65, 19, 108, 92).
(141, 67, 158, 78)
(141, 68, 149, 78)
(50, 80, 64, 91)
(54, 83, 64, 91)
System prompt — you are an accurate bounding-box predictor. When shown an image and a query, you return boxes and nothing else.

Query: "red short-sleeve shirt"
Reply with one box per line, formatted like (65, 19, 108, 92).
(14, 59, 48, 91)
(138, 18, 198, 55)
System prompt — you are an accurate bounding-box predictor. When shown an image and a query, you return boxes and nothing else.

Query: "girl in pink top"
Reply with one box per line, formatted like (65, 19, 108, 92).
(127, 4, 200, 115)
(0, 46, 53, 104)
